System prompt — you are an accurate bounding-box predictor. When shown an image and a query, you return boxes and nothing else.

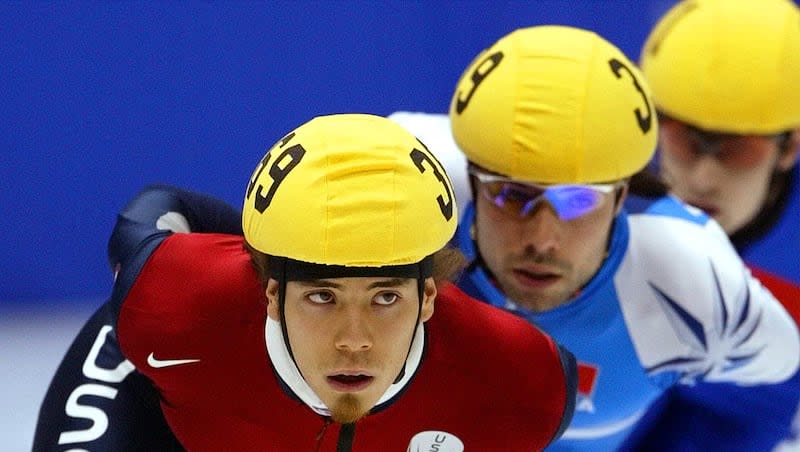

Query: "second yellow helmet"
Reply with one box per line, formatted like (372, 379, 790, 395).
(450, 25, 658, 184)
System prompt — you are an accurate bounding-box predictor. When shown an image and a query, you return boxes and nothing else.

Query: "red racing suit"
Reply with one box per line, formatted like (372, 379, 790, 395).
(63, 184, 576, 451)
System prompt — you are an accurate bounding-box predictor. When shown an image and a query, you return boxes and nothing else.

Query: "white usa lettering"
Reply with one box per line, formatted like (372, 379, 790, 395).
(58, 325, 135, 446)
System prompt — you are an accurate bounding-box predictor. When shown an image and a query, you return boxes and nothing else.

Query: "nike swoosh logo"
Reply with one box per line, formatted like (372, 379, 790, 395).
(147, 352, 200, 368)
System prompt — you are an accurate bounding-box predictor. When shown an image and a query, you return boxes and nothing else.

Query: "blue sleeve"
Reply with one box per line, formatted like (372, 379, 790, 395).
(620, 374, 800, 451)
(107, 184, 242, 270)
(550, 343, 578, 445)
(34, 184, 238, 451)
(32, 301, 185, 451)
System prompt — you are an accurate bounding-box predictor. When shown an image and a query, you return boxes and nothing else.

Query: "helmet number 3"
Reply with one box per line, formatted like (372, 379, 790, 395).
(608, 58, 653, 134)
(410, 145, 454, 221)
(246, 132, 306, 214)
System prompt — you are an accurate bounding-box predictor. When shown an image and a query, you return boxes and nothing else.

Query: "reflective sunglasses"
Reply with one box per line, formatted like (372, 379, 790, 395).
(468, 166, 622, 221)
(659, 114, 790, 170)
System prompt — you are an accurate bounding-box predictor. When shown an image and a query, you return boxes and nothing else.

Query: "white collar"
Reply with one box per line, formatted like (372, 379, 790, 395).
(265, 316, 425, 417)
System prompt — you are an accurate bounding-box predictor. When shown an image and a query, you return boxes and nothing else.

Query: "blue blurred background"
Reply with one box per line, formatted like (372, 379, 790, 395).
(0, 0, 682, 304)
(2, 1, 686, 449)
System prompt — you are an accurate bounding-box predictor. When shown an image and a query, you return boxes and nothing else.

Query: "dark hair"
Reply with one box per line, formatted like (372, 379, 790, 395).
(627, 168, 670, 199)
(243, 241, 467, 288)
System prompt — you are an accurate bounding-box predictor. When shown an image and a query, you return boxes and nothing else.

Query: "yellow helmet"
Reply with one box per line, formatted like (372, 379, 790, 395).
(641, 0, 800, 134)
(242, 113, 457, 271)
(450, 25, 657, 184)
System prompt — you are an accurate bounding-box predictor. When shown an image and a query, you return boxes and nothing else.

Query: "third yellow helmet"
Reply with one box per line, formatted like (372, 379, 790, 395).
(641, 0, 800, 134)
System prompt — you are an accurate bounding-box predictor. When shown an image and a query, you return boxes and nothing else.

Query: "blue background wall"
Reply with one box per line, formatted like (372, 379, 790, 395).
(1, 1, 683, 303)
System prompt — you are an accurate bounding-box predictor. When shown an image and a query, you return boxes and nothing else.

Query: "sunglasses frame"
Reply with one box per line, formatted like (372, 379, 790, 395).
(658, 112, 791, 170)
(468, 165, 624, 221)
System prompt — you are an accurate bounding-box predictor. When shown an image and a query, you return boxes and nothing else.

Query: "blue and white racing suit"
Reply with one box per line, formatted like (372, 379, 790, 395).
(389, 111, 800, 452)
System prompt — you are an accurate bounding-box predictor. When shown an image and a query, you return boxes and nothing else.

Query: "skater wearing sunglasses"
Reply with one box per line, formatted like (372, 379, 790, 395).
(390, 24, 799, 451)
(624, 1, 800, 450)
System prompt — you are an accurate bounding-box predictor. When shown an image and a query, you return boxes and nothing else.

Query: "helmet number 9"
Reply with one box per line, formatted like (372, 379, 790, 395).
(246, 132, 306, 214)
(409, 147, 454, 221)
(454, 51, 504, 114)
(608, 58, 653, 134)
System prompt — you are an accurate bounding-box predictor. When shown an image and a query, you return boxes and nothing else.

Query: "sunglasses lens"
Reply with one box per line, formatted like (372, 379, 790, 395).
(544, 186, 604, 221)
(483, 182, 545, 215)
(714, 138, 775, 169)
(661, 119, 777, 170)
